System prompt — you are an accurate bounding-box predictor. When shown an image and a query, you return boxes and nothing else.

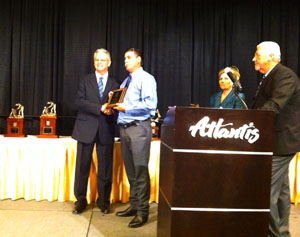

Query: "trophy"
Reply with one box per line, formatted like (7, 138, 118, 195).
(5, 103, 26, 137)
(190, 104, 200, 107)
(37, 101, 58, 138)
(151, 109, 162, 139)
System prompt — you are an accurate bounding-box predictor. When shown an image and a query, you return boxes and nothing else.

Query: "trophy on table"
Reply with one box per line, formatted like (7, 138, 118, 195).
(151, 109, 162, 139)
(37, 101, 58, 138)
(5, 103, 26, 137)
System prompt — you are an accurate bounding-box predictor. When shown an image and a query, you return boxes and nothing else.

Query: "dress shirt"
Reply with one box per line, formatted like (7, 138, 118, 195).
(95, 71, 108, 90)
(117, 67, 157, 124)
(254, 65, 277, 98)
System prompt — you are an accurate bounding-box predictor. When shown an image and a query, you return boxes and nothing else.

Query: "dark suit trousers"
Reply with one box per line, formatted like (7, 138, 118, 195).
(269, 154, 294, 237)
(74, 138, 113, 207)
(120, 120, 152, 217)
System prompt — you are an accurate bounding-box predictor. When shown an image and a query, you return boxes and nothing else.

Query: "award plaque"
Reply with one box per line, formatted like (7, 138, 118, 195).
(5, 103, 26, 137)
(37, 116, 58, 138)
(37, 101, 58, 138)
(5, 118, 25, 137)
(107, 88, 127, 108)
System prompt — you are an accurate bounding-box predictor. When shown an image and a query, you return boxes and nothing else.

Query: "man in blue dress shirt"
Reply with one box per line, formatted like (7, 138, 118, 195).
(114, 48, 158, 228)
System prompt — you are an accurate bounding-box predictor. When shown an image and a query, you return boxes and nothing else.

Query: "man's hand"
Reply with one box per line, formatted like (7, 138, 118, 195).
(114, 103, 126, 113)
(101, 103, 113, 115)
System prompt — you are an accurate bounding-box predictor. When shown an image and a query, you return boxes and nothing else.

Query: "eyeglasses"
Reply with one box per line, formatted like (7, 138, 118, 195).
(95, 59, 109, 63)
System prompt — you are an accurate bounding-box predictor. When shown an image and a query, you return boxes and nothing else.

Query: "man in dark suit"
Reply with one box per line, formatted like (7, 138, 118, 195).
(252, 41, 300, 237)
(72, 48, 119, 214)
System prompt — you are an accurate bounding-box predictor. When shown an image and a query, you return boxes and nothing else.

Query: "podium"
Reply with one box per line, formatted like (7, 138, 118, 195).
(4, 118, 26, 137)
(157, 107, 274, 237)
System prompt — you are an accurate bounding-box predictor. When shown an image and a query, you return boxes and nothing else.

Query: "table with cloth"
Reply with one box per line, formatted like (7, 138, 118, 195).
(0, 135, 299, 205)
(290, 152, 300, 205)
(0, 136, 160, 203)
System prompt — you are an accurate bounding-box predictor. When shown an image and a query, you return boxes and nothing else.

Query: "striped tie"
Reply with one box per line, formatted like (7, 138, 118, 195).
(98, 77, 104, 98)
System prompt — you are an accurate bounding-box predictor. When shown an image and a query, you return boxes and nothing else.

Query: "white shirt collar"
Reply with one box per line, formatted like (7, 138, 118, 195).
(264, 64, 277, 78)
(130, 67, 143, 78)
(95, 71, 108, 89)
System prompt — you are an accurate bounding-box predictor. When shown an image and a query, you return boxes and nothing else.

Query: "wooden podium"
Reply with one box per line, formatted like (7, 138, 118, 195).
(157, 107, 274, 237)
(37, 116, 58, 138)
(4, 118, 26, 137)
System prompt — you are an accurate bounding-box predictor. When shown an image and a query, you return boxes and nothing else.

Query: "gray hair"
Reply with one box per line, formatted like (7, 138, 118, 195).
(257, 41, 281, 62)
(94, 48, 111, 61)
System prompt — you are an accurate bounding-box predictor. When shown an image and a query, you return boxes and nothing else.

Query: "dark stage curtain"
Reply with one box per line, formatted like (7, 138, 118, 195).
(0, 0, 300, 135)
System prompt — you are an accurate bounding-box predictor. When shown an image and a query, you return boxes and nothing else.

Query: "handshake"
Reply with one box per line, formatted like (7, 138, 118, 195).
(101, 91, 126, 115)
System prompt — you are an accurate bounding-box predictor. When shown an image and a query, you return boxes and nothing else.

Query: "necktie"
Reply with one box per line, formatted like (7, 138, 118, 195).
(125, 75, 132, 88)
(98, 77, 104, 98)
(254, 76, 266, 98)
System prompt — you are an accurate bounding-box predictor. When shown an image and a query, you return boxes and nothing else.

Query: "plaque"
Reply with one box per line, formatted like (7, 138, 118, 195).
(38, 101, 58, 138)
(43, 127, 53, 134)
(38, 116, 58, 138)
(5, 118, 25, 137)
(106, 88, 127, 108)
(11, 127, 19, 134)
(5, 103, 26, 137)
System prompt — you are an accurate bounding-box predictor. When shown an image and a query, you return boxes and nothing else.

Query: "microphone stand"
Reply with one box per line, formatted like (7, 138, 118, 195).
(234, 83, 248, 109)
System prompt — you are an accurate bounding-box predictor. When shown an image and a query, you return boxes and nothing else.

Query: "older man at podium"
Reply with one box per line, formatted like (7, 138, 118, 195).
(252, 41, 300, 237)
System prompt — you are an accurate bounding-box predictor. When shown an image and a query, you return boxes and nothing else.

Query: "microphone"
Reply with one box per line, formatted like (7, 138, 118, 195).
(224, 67, 242, 92)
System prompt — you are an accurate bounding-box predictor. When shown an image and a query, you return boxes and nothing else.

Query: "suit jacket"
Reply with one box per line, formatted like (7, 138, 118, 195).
(72, 73, 120, 144)
(210, 90, 246, 109)
(252, 63, 300, 155)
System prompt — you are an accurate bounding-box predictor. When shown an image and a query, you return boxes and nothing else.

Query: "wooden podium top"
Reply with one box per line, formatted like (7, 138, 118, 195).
(161, 106, 274, 153)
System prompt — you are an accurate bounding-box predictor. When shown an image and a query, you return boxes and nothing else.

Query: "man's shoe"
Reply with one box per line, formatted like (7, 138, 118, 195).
(128, 215, 148, 228)
(72, 202, 87, 214)
(116, 207, 137, 217)
(99, 206, 110, 214)
(102, 208, 109, 214)
(96, 199, 110, 214)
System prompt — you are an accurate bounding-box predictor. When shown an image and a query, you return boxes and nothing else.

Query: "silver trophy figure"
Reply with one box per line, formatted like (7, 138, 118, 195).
(41, 101, 56, 117)
(9, 103, 24, 118)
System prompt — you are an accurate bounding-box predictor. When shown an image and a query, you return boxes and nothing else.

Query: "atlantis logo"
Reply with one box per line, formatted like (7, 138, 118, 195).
(189, 116, 260, 144)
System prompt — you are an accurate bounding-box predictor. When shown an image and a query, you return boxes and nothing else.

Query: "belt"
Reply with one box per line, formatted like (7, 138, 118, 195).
(120, 118, 150, 129)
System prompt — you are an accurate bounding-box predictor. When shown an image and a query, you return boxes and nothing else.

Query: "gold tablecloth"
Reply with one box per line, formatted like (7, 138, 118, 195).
(0, 136, 160, 203)
(0, 135, 299, 205)
(290, 152, 300, 205)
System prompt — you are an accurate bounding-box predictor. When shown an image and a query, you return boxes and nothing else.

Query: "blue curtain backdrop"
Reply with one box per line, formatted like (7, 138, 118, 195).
(0, 0, 299, 135)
